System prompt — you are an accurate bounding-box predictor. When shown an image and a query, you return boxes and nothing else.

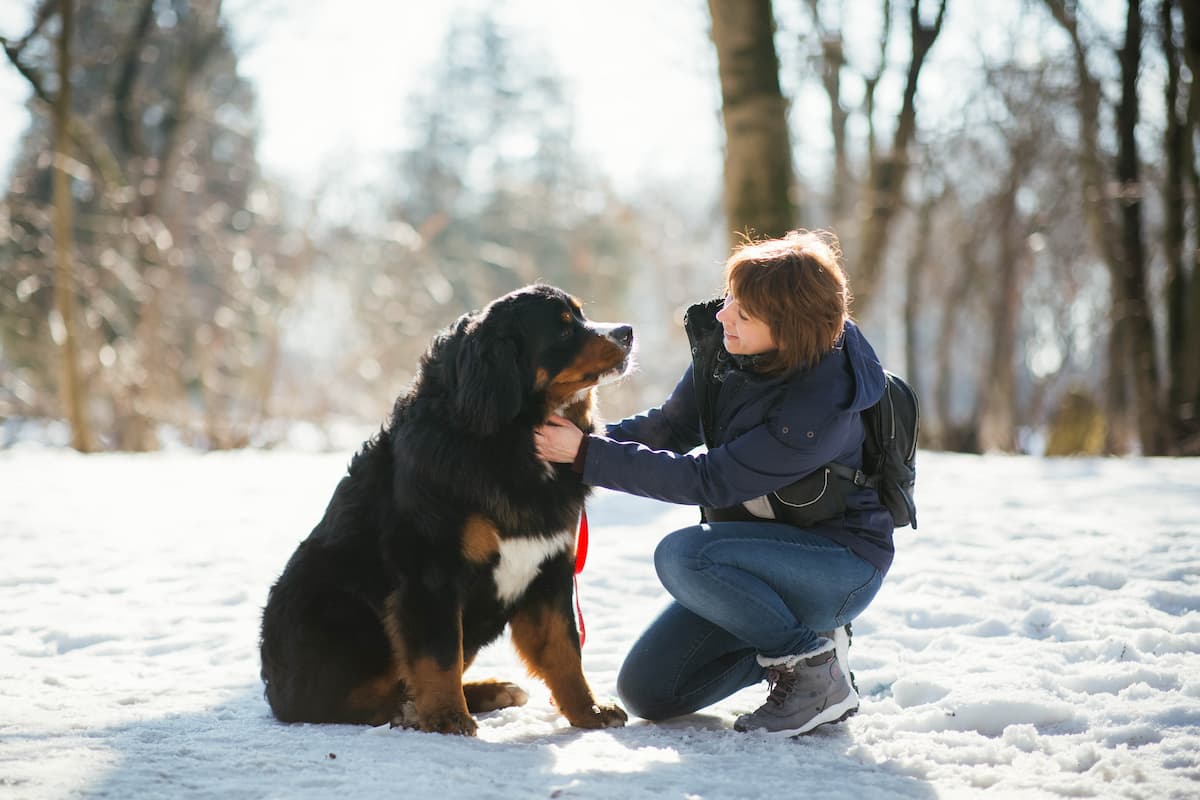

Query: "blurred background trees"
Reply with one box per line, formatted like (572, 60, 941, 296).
(2, 0, 306, 449)
(1, 0, 1197, 457)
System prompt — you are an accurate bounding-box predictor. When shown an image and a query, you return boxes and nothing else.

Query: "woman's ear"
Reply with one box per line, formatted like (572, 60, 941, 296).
(454, 331, 524, 436)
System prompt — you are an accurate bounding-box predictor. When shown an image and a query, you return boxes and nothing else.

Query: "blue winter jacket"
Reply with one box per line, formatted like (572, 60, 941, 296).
(581, 299, 896, 573)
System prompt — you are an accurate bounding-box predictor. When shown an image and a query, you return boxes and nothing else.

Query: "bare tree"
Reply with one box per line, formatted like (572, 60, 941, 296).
(1165, 0, 1200, 453)
(853, 0, 947, 312)
(1163, 0, 1189, 450)
(50, 0, 91, 452)
(3, 0, 301, 450)
(1115, 0, 1166, 454)
(708, 0, 795, 244)
(903, 168, 939, 411)
(932, 202, 984, 452)
(975, 150, 1029, 453)
(1042, 0, 1136, 453)
(802, 0, 853, 224)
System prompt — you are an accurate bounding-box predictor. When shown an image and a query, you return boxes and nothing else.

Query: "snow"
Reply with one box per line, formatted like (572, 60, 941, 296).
(1, 448, 1198, 799)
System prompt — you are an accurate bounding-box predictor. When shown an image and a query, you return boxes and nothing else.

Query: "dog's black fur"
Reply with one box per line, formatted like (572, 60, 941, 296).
(259, 284, 632, 734)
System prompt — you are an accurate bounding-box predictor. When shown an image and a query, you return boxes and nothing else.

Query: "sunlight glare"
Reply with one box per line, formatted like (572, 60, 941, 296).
(549, 732, 680, 775)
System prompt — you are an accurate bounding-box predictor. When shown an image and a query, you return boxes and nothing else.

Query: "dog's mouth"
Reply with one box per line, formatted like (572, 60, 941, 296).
(583, 323, 635, 385)
(542, 323, 635, 408)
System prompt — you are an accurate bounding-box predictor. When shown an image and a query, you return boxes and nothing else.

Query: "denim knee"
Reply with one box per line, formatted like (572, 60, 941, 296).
(653, 526, 699, 592)
(616, 648, 676, 722)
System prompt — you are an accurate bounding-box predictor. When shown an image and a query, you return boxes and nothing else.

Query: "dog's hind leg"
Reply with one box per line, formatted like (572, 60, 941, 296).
(458, 642, 527, 714)
(261, 582, 401, 725)
(344, 674, 408, 726)
(462, 680, 529, 713)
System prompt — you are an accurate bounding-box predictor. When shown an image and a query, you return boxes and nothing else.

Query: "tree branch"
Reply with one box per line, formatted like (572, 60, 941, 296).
(113, 0, 156, 159)
(2, 19, 127, 190)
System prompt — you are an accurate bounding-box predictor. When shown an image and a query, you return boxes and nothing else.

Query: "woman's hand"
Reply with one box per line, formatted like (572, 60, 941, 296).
(534, 415, 585, 463)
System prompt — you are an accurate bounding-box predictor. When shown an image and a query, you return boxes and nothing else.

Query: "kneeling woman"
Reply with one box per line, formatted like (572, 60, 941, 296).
(535, 230, 894, 736)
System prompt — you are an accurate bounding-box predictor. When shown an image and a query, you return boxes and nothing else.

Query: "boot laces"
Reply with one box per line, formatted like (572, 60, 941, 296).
(765, 667, 797, 706)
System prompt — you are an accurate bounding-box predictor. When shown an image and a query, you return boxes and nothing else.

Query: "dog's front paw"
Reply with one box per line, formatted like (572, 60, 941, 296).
(567, 703, 628, 729)
(418, 708, 478, 736)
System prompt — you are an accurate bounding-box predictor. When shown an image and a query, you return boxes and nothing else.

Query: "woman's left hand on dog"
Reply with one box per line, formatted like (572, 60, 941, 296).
(535, 415, 584, 463)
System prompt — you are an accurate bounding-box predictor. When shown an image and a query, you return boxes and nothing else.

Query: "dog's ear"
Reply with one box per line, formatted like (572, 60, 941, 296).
(454, 331, 524, 436)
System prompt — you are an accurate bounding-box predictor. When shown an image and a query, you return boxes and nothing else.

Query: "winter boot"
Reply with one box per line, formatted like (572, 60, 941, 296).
(733, 637, 859, 737)
(818, 622, 856, 693)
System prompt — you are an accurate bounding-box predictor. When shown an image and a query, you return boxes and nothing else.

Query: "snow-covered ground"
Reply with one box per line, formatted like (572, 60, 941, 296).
(1, 448, 1198, 799)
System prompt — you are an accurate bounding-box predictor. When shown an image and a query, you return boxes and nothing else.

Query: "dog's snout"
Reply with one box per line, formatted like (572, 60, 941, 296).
(611, 325, 634, 349)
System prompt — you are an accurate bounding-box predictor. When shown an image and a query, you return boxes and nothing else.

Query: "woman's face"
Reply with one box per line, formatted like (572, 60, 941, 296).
(716, 294, 777, 356)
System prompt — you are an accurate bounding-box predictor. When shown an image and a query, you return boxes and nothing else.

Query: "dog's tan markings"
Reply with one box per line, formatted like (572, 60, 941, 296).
(463, 679, 529, 713)
(330, 593, 411, 725)
(461, 514, 501, 564)
(406, 654, 475, 735)
(345, 674, 403, 726)
(380, 593, 474, 734)
(544, 336, 627, 408)
(560, 395, 594, 431)
(535, 367, 550, 390)
(382, 591, 409, 665)
(509, 606, 627, 729)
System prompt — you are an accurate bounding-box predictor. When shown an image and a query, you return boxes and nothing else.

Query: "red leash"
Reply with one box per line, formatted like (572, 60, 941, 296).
(573, 508, 588, 646)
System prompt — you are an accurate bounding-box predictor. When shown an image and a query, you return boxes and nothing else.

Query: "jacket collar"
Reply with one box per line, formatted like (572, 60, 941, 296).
(685, 298, 778, 380)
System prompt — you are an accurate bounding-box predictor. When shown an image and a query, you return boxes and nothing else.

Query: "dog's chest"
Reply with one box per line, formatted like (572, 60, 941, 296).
(491, 530, 574, 604)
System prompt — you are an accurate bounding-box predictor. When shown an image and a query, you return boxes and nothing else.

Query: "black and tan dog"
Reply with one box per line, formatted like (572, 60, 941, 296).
(259, 284, 632, 734)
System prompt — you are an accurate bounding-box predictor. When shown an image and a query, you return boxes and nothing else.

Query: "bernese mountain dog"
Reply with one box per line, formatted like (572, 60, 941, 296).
(259, 284, 633, 735)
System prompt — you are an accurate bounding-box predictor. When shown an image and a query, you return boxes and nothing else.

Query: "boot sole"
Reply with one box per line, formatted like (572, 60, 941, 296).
(760, 691, 860, 738)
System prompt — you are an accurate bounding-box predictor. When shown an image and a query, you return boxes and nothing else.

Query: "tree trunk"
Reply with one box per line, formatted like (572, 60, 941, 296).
(108, 0, 225, 450)
(854, 0, 947, 313)
(933, 228, 983, 453)
(861, 0, 893, 166)
(52, 0, 92, 453)
(1042, 0, 1134, 453)
(1177, 0, 1200, 452)
(1162, 0, 1193, 451)
(1116, 0, 1165, 454)
(977, 179, 1023, 453)
(803, 0, 852, 223)
(854, 0, 945, 311)
(708, 0, 795, 245)
(903, 179, 937, 398)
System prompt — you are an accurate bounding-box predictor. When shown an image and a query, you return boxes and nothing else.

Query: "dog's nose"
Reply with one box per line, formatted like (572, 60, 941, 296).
(611, 325, 634, 349)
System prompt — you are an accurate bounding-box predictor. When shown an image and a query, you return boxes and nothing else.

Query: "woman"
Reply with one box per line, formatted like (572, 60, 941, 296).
(534, 230, 893, 736)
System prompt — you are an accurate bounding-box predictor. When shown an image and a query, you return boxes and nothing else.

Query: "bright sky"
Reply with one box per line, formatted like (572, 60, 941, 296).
(0, 1, 1134, 203)
(0, 0, 723, 195)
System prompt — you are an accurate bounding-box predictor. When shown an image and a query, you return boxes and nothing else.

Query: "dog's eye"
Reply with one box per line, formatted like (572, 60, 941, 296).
(560, 326, 572, 339)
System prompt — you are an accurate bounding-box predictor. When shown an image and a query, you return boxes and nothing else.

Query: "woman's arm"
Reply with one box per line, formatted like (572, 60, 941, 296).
(580, 412, 856, 508)
(601, 366, 703, 453)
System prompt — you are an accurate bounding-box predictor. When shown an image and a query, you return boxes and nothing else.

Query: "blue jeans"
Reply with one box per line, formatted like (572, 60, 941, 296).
(616, 521, 883, 721)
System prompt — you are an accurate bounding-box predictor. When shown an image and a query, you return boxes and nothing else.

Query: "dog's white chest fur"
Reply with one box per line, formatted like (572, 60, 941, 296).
(493, 530, 574, 604)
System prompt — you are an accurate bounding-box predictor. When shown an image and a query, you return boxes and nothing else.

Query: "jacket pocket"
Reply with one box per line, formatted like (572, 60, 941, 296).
(767, 467, 848, 526)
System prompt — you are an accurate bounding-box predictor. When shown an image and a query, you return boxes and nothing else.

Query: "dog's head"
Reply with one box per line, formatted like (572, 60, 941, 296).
(451, 284, 633, 436)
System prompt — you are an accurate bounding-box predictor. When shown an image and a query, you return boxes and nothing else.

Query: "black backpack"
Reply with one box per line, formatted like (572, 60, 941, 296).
(829, 371, 919, 528)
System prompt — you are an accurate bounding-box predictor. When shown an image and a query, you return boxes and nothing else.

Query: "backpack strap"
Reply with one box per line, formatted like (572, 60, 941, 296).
(684, 299, 726, 447)
(827, 461, 879, 490)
